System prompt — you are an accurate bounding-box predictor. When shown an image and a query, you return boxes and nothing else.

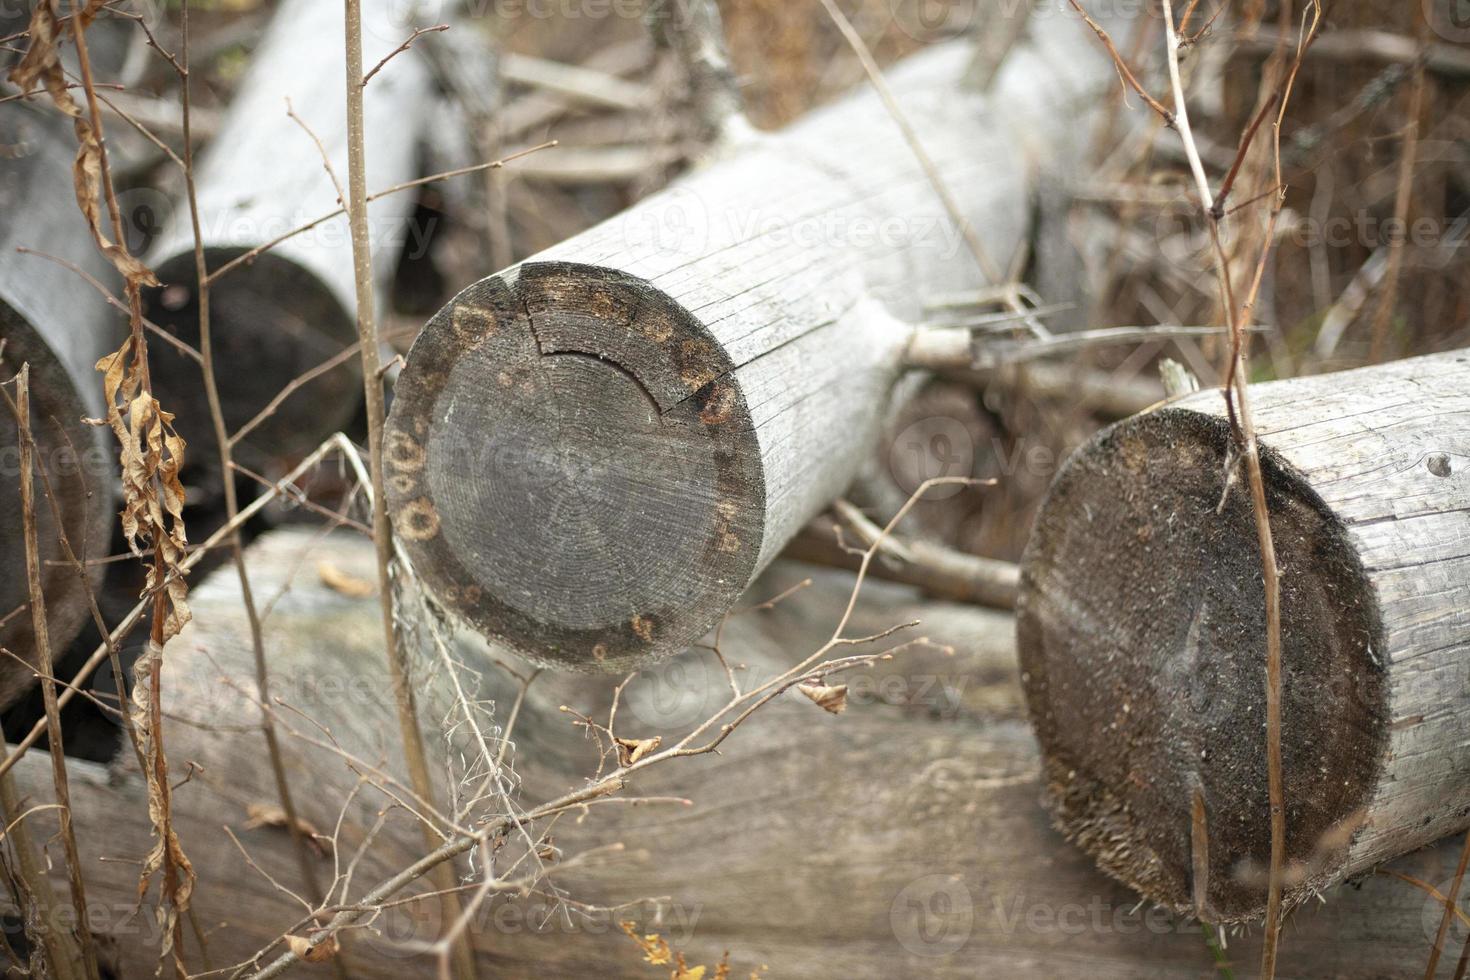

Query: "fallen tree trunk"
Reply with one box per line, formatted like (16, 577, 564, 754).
(386, 26, 1123, 673)
(8, 527, 1467, 976)
(0, 102, 118, 710)
(142, 0, 436, 468)
(1018, 350, 1470, 922)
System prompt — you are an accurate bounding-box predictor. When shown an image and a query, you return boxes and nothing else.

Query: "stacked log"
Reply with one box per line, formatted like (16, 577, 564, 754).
(1018, 351, 1470, 921)
(384, 24, 1124, 673)
(142, 0, 436, 468)
(0, 526, 1458, 976)
(0, 102, 118, 710)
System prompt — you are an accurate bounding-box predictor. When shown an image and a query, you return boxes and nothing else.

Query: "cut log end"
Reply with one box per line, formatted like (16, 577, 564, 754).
(385, 261, 766, 672)
(0, 307, 110, 709)
(1017, 408, 1388, 922)
(142, 249, 361, 463)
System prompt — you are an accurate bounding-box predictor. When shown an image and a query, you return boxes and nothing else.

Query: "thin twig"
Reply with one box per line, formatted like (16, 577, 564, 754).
(342, 5, 474, 977)
(817, 0, 1002, 284)
(7, 366, 100, 980)
(363, 24, 448, 87)
(176, 0, 327, 911)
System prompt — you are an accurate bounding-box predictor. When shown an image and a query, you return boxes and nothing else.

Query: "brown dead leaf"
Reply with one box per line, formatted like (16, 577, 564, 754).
(316, 561, 376, 598)
(7, 2, 79, 119)
(286, 933, 340, 963)
(97, 338, 191, 643)
(615, 736, 661, 767)
(244, 803, 329, 857)
(797, 682, 848, 715)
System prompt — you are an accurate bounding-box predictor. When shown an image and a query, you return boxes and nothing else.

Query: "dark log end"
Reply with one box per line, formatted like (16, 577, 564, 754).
(1017, 408, 1388, 922)
(385, 262, 765, 672)
(143, 249, 361, 466)
(0, 309, 111, 709)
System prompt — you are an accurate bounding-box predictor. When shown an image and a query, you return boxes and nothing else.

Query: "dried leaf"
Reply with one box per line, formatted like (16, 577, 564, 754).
(316, 561, 376, 598)
(797, 682, 848, 715)
(244, 803, 329, 857)
(8, 1, 158, 289)
(615, 735, 661, 767)
(96, 337, 191, 644)
(7, 1, 79, 119)
(286, 933, 339, 963)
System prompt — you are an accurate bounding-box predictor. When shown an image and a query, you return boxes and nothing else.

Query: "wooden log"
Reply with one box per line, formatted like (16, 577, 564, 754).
(9, 527, 1469, 976)
(1017, 350, 1470, 923)
(385, 27, 1123, 673)
(0, 102, 118, 710)
(141, 0, 437, 467)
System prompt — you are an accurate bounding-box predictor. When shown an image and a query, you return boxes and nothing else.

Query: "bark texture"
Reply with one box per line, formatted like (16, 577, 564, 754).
(1019, 350, 1470, 921)
(386, 28, 1120, 672)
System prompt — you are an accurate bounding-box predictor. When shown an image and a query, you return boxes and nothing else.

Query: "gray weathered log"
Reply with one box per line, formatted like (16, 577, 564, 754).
(0, 102, 117, 710)
(142, 0, 436, 466)
(1018, 350, 1470, 923)
(385, 26, 1122, 673)
(6, 527, 1467, 977)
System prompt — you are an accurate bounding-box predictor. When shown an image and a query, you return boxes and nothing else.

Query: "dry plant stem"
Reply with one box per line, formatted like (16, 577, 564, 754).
(342, 5, 472, 977)
(1368, 54, 1426, 363)
(1067, 0, 1174, 125)
(10, 367, 99, 980)
(1427, 832, 1470, 978)
(69, 13, 195, 974)
(816, 0, 1001, 284)
(1160, 2, 1286, 974)
(201, 141, 555, 289)
(0, 382, 143, 772)
(0, 770, 84, 980)
(175, 0, 326, 911)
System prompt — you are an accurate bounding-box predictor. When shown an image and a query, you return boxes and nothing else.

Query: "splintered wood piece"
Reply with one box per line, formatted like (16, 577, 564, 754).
(1018, 350, 1470, 922)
